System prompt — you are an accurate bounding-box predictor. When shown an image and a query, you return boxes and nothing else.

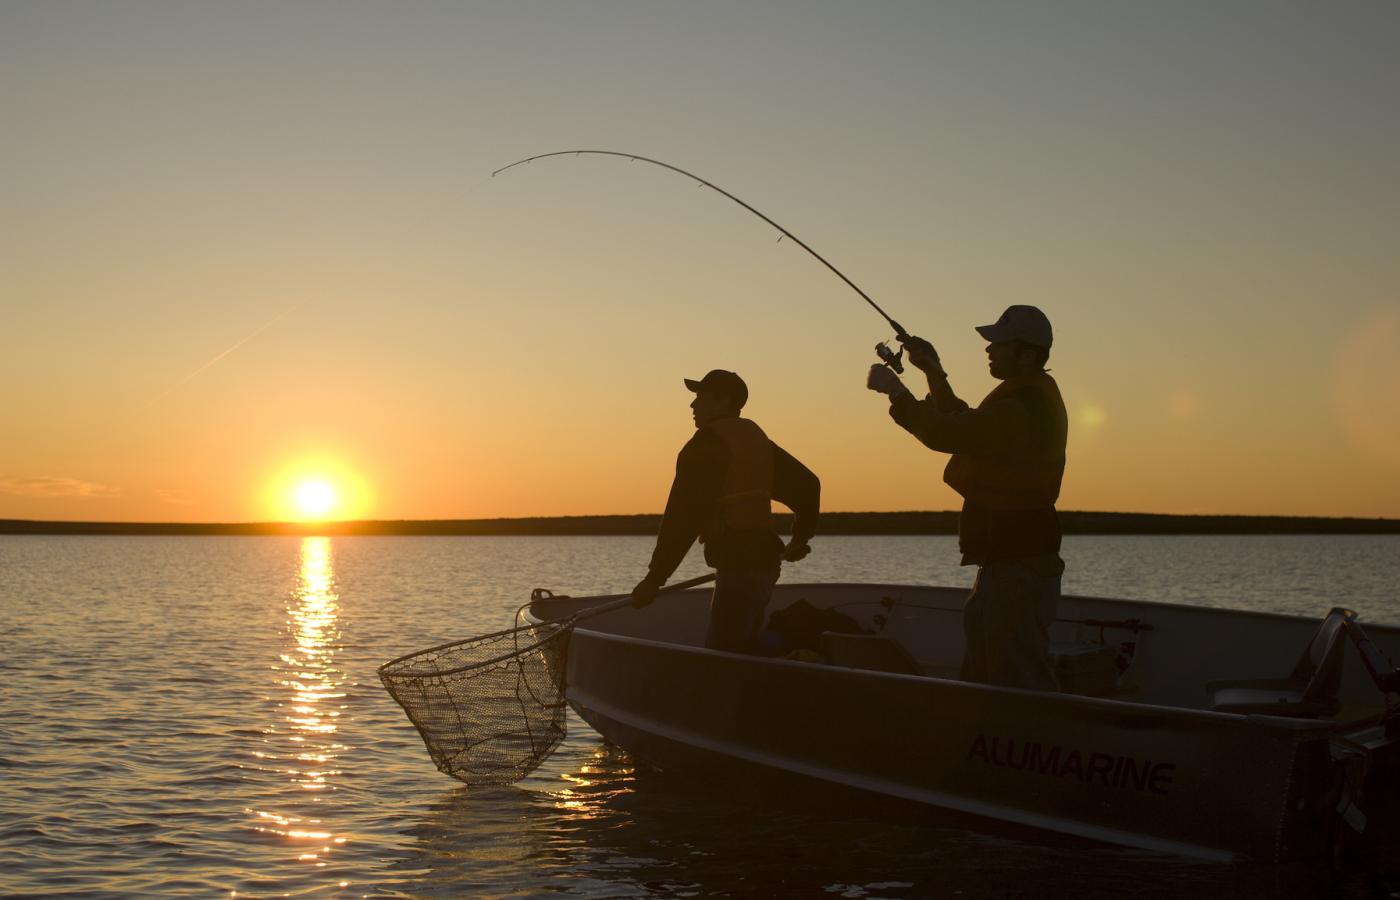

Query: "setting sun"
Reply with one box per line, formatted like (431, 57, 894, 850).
(263, 459, 372, 523)
(294, 480, 337, 518)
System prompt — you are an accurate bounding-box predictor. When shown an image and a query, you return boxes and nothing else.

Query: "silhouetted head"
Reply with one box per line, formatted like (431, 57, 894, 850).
(976, 306, 1052, 379)
(684, 369, 747, 426)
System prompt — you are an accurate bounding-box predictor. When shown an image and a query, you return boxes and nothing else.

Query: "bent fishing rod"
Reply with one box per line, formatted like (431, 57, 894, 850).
(492, 150, 912, 372)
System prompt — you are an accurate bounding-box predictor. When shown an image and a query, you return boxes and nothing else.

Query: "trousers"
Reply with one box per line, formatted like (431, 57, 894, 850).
(705, 561, 782, 653)
(960, 556, 1062, 691)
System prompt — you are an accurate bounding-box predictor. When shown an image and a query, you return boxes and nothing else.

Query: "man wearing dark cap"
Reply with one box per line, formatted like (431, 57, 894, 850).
(631, 369, 820, 653)
(866, 306, 1068, 691)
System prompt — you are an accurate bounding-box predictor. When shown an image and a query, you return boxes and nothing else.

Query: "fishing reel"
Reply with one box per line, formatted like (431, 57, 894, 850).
(874, 340, 904, 374)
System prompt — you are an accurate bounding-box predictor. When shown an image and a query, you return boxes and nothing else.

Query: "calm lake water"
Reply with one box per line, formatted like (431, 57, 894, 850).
(2, 534, 1398, 898)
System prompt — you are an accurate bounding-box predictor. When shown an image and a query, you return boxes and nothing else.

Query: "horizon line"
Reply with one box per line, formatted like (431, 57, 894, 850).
(3, 510, 1397, 537)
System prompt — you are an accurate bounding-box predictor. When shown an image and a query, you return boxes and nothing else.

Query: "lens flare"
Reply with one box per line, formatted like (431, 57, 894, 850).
(1332, 305, 1400, 467)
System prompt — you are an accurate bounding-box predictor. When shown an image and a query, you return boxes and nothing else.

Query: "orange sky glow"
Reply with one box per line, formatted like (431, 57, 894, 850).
(4, 4, 1398, 522)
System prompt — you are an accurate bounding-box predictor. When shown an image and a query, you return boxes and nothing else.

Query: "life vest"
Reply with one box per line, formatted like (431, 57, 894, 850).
(705, 416, 774, 530)
(943, 372, 1067, 509)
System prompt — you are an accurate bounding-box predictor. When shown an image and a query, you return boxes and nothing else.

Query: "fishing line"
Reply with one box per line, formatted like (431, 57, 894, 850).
(492, 150, 908, 339)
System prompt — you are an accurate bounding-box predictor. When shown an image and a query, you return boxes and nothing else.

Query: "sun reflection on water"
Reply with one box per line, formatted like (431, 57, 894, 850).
(542, 747, 638, 822)
(246, 537, 350, 880)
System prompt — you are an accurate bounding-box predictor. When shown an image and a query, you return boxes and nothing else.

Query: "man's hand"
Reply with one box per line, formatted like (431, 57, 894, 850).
(782, 540, 811, 563)
(630, 573, 663, 609)
(867, 363, 913, 400)
(899, 335, 943, 376)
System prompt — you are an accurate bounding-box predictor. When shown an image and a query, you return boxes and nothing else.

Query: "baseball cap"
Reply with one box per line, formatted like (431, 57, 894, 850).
(684, 369, 748, 409)
(975, 305, 1053, 348)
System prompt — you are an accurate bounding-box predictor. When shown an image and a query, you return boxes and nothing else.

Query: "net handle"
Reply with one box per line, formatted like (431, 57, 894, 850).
(568, 572, 718, 623)
(381, 574, 719, 677)
(425, 573, 718, 678)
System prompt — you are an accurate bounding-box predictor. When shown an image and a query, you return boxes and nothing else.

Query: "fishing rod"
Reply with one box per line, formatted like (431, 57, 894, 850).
(492, 150, 911, 373)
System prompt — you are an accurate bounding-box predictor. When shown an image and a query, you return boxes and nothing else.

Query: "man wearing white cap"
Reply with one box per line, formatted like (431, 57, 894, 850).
(866, 306, 1068, 691)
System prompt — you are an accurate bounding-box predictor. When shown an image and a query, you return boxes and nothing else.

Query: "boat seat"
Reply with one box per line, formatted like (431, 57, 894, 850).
(1206, 606, 1355, 718)
(1344, 617, 1400, 695)
(819, 632, 924, 676)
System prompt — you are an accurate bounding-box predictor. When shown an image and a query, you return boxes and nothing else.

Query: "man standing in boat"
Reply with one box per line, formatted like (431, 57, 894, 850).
(866, 306, 1067, 691)
(630, 369, 820, 653)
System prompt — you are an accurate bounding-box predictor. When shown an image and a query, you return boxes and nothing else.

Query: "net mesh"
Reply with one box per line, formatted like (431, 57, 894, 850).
(378, 619, 572, 786)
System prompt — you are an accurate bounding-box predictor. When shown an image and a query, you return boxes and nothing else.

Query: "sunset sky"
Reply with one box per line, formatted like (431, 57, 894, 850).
(5, 2, 1399, 522)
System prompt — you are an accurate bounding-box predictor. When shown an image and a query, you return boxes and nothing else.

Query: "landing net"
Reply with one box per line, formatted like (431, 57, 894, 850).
(378, 619, 572, 786)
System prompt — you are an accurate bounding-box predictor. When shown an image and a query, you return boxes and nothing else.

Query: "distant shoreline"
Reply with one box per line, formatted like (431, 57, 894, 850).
(2, 511, 1398, 536)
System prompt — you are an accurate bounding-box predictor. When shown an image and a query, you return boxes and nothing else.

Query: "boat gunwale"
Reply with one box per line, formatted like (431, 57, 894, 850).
(535, 581, 1400, 633)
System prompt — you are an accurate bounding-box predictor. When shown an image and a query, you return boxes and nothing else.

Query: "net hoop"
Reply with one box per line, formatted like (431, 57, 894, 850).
(377, 618, 573, 786)
(378, 622, 566, 681)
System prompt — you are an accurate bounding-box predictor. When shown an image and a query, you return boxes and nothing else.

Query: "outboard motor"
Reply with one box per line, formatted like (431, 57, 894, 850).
(1327, 618, 1400, 872)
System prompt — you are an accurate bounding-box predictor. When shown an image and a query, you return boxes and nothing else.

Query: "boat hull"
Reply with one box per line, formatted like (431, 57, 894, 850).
(566, 629, 1335, 861)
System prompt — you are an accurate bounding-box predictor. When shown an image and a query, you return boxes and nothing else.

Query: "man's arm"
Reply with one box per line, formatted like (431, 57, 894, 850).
(925, 372, 970, 413)
(771, 443, 820, 552)
(646, 432, 726, 582)
(887, 390, 1029, 455)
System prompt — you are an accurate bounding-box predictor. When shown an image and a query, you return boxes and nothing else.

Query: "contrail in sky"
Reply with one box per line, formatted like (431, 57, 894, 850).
(162, 303, 301, 396)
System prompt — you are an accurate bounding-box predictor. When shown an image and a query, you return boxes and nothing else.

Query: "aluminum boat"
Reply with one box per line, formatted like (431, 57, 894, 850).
(528, 582, 1400, 863)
